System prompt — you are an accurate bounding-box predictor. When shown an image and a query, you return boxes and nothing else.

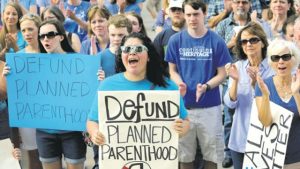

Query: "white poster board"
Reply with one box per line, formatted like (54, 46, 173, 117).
(0, 139, 21, 169)
(98, 91, 180, 169)
(243, 101, 293, 169)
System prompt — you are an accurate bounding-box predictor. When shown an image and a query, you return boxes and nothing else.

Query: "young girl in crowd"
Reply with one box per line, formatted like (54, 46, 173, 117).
(0, 2, 26, 61)
(40, 5, 81, 52)
(12, 13, 43, 169)
(87, 32, 190, 148)
(80, 5, 111, 55)
(126, 12, 147, 36)
(3, 19, 86, 169)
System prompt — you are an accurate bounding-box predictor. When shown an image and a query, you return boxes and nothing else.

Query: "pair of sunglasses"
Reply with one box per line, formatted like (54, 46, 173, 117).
(39, 31, 61, 40)
(270, 54, 292, 62)
(240, 37, 260, 45)
(170, 7, 183, 12)
(120, 45, 148, 54)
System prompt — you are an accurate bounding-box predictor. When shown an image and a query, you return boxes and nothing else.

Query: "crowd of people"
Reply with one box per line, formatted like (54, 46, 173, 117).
(0, 0, 300, 169)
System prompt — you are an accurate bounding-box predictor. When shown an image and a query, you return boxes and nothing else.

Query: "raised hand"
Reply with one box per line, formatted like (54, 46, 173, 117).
(90, 35, 98, 55)
(66, 8, 76, 20)
(5, 34, 17, 49)
(226, 63, 239, 81)
(257, 74, 270, 96)
(291, 69, 300, 94)
(247, 66, 258, 87)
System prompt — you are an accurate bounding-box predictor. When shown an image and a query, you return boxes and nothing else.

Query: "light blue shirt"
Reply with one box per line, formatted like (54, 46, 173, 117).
(88, 73, 188, 122)
(224, 58, 274, 153)
(1, 0, 36, 12)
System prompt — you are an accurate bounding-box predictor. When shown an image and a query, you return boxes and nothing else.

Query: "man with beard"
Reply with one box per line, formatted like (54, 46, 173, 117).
(215, 1, 252, 168)
(153, 0, 185, 71)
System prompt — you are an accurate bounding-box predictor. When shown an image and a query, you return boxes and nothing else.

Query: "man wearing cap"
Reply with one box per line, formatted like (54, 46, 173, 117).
(153, 0, 186, 71)
(165, 0, 231, 169)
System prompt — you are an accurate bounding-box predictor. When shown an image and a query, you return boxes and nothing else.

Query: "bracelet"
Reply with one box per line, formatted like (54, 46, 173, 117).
(205, 83, 211, 91)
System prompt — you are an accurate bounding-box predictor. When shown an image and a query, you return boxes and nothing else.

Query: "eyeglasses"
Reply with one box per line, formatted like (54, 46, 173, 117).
(233, 0, 249, 5)
(270, 54, 292, 62)
(170, 7, 183, 12)
(240, 37, 261, 45)
(120, 45, 148, 54)
(39, 31, 61, 40)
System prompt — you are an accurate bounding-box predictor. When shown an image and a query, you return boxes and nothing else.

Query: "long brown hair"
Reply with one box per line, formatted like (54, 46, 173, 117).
(0, 2, 23, 50)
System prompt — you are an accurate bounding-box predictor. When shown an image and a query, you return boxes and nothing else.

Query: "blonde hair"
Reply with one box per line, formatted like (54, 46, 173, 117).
(20, 13, 42, 28)
(267, 38, 300, 68)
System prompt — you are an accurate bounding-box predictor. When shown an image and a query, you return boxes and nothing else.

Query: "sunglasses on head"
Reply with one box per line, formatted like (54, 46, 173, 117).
(39, 31, 61, 40)
(170, 7, 183, 12)
(270, 54, 292, 62)
(240, 37, 261, 45)
(120, 45, 148, 54)
(20, 13, 40, 22)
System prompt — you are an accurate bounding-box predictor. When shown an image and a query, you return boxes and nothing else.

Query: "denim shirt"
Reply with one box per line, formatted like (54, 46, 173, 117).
(224, 58, 274, 153)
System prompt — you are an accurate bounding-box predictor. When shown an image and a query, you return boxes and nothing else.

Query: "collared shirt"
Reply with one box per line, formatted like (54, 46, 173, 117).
(207, 0, 224, 20)
(224, 58, 274, 153)
(207, 0, 263, 20)
(215, 13, 273, 44)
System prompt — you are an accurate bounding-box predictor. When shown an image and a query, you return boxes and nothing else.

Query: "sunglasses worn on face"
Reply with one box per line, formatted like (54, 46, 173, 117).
(170, 7, 183, 12)
(120, 45, 148, 54)
(240, 37, 261, 45)
(270, 54, 292, 62)
(39, 31, 61, 40)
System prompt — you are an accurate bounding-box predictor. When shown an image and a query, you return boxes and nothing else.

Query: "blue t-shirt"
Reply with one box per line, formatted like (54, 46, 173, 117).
(155, 10, 171, 29)
(165, 29, 231, 108)
(64, 1, 90, 41)
(6, 31, 26, 53)
(88, 73, 188, 122)
(104, 0, 141, 15)
(1, 0, 36, 12)
(255, 76, 300, 164)
(98, 48, 116, 78)
(80, 38, 109, 55)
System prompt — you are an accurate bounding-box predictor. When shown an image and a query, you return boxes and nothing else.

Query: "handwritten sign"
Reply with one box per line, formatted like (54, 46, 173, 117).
(98, 91, 180, 169)
(6, 53, 99, 131)
(0, 139, 21, 169)
(243, 101, 293, 169)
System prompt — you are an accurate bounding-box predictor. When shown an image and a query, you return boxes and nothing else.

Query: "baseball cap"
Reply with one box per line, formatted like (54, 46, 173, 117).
(169, 0, 184, 9)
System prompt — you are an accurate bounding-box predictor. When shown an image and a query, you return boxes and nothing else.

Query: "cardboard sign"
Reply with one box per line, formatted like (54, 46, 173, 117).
(6, 53, 99, 131)
(243, 101, 293, 169)
(0, 139, 21, 169)
(98, 91, 180, 169)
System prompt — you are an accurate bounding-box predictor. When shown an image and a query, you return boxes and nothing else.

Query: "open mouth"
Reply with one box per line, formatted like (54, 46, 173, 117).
(128, 58, 138, 65)
(44, 43, 51, 48)
(278, 67, 287, 71)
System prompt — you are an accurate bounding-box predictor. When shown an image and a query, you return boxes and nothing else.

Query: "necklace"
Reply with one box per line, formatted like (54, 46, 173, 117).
(277, 84, 292, 101)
